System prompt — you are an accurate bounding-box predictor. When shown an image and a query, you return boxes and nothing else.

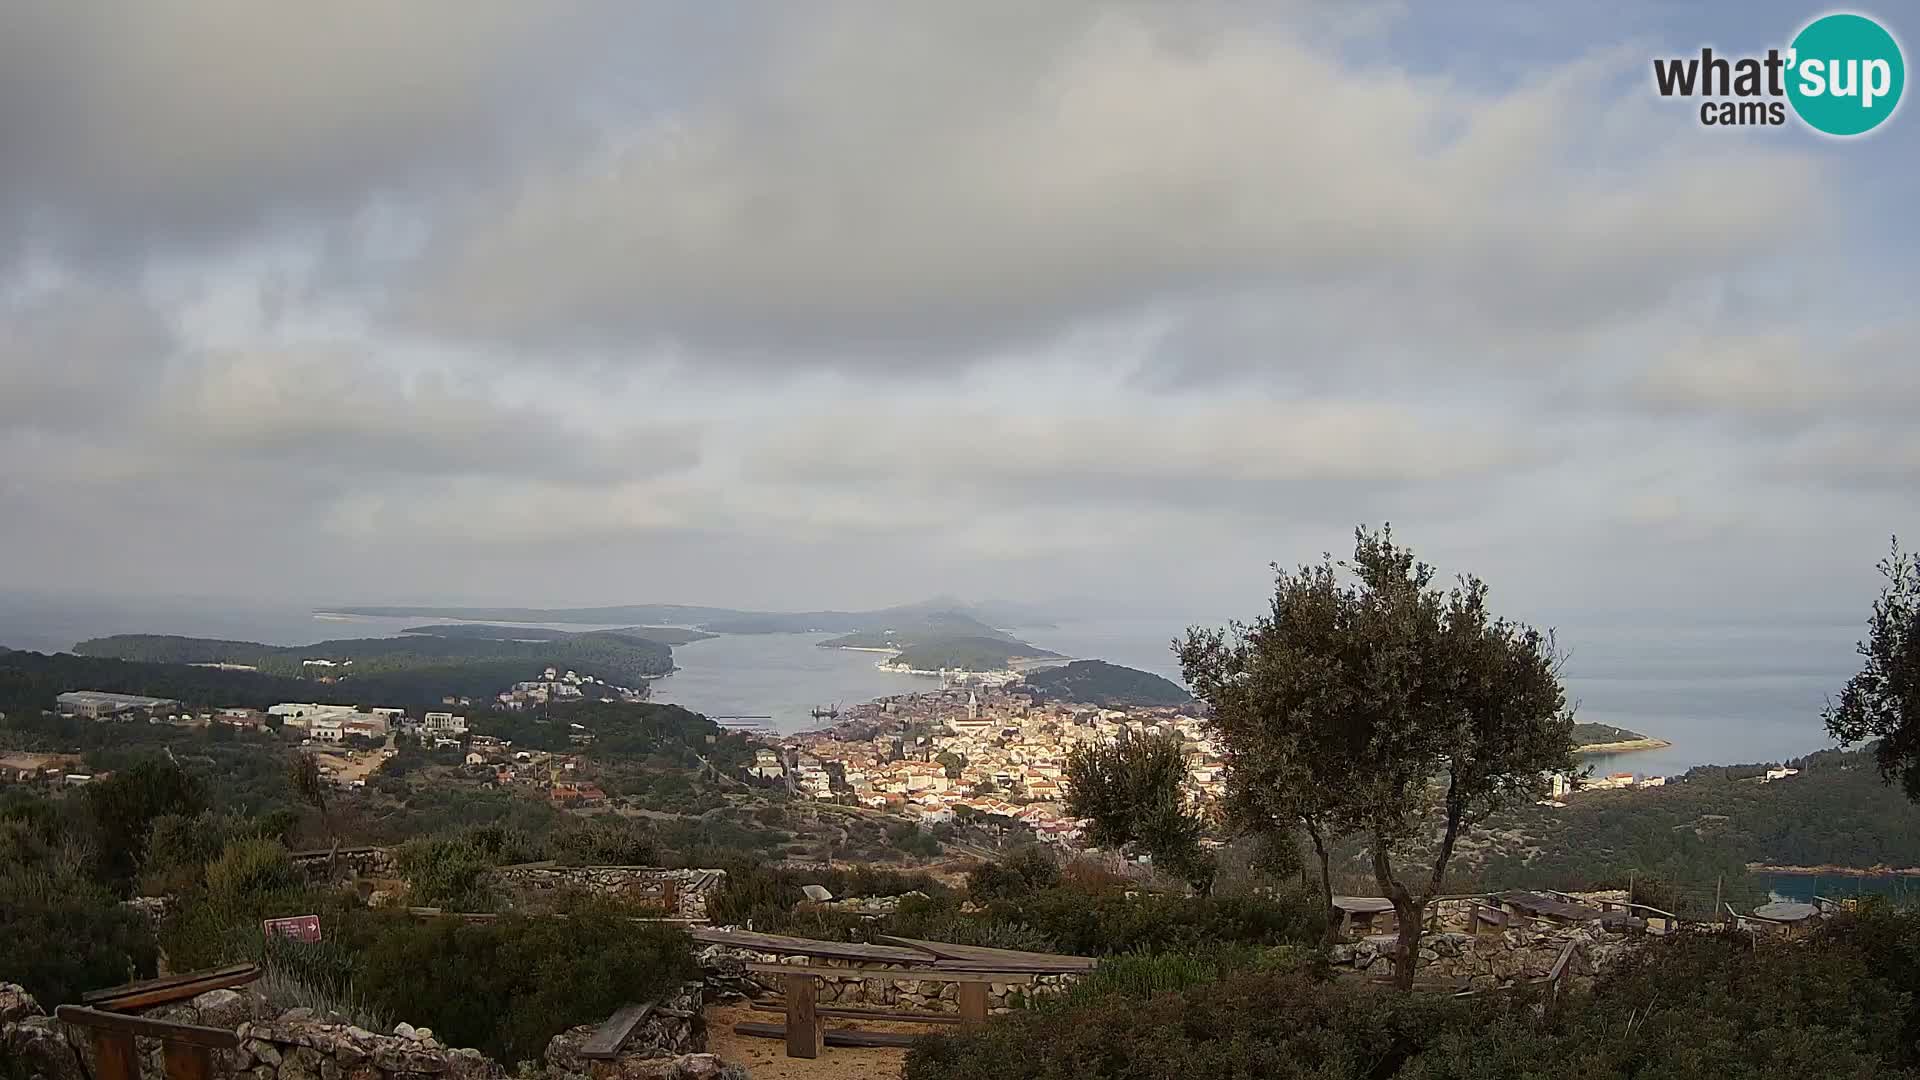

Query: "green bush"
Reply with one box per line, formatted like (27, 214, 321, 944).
(966, 846, 1061, 902)
(986, 880, 1319, 956)
(0, 852, 157, 1006)
(356, 902, 698, 1065)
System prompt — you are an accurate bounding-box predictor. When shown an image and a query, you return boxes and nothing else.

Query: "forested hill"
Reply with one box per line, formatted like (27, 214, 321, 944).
(72, 631, 673, 686)
(0, 649, 354, 717)
(1019, 660, 1192, 707)
(889, 636, 1066, 672)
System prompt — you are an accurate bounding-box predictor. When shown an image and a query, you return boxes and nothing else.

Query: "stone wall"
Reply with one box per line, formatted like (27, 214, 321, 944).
(289, 847, 397, 883)
(0, 985, 500, 1080)
(696, 946, 1079, 1015)
(1328, 924, 1638, 991)
(488, 866, 726, 920)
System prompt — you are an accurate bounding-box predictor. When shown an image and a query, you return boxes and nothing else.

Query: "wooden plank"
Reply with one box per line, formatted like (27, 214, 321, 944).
(56, 1006, 240, 1049)
(785, 974, 819, 1059)
(957, 982, 988, 1029)
(691, 927, 935, 965)
(749, 1001, 963, 1025)
(1497, 891, 1602, 923)
(88, 1028, 139, 1080)
(163, 1039, 216, 1080)
(743, 963, 1034, 984)
(576, 1002, 656, 1060)
(733, 1022, 921, 1049)
(83, 964, 258, 1006)
(873, 936, 1098, 973)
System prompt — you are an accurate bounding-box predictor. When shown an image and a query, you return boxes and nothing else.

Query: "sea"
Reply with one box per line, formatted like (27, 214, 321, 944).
(0, 592, 1868, 776)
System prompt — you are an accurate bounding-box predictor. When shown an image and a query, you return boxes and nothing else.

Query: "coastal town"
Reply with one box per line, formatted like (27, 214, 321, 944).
(10, 657, 1709, 858)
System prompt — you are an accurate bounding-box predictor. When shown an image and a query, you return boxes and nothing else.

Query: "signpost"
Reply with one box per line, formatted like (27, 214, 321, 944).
(262, 915, 322, 943)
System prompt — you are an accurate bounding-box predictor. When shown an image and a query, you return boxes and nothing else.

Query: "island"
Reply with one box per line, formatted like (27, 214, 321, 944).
(72, 631, 673, 690)
(883, 635, 1065, 674)
(400, 623, 717, 647)
(1018, 660, 1192, 708)
(1572, 721, 1672, 754)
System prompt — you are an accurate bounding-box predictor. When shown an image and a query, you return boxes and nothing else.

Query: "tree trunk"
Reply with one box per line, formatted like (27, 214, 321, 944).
(1304, 821, 1337, 946)
(1391, 895, 1426, 991)
(1370, 838, 1420, 991)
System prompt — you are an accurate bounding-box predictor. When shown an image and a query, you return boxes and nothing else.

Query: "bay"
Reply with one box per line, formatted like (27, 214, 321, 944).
(0, 594, 1868, 768)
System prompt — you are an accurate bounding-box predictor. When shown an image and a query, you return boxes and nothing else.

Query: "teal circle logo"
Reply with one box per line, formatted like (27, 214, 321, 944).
(1787, 13, 1904, 136)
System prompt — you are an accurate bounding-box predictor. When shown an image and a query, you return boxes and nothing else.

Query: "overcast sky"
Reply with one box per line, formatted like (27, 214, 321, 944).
(1, 1, 1914, 628)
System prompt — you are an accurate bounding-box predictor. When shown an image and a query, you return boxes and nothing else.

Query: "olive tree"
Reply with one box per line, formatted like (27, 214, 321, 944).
(1182, 526, 1577, 988)
(1826, 537, 1920, 802)
(1065, 727, 1214, 895)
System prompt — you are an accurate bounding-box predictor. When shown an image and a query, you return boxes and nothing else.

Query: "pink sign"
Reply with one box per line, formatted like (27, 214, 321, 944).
(263, 915, 322, 943)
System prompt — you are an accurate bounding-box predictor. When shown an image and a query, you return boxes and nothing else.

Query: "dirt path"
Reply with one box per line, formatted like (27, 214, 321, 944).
(705, 1003, 929, 1080)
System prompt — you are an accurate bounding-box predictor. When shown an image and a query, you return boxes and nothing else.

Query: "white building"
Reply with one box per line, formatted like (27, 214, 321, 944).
(309, 719, 345, 742)
(422, 712, 468, 735)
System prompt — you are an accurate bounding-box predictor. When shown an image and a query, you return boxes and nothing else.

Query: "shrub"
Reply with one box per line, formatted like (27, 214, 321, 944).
(356, 902, 699, 1065)
(905, 909, 1920, 1080)
(987, 881, 1318, 956)
(206, 836, 301, 911)
(966, 845, 1060, 902)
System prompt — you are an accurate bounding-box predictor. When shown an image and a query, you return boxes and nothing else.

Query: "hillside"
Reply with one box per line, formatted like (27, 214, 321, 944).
(401, 623, 717, 646)
(1020, 660, 1191, 707)
(1414, 747, 1920, 913)
(887, 636, 1065, 672)
(72, 631, 673, 687)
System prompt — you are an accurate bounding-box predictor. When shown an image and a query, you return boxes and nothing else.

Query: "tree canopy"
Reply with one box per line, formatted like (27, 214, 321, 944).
(1181, 525, 1577, 987)
(1065, 727, 1214, 894)
(1826, 537, 1920, 802)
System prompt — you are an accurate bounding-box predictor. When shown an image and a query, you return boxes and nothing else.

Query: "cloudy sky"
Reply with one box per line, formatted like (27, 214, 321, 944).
(1, 0, 1914, 627)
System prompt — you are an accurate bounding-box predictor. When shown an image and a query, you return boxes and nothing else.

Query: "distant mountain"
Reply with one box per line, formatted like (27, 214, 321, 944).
(401, 623, 717, 647)
(1020, 660, 1192, 708)
(320, 598, 1053, 635)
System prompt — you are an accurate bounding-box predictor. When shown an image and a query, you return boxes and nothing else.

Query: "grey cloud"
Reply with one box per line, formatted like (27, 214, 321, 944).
(0, 1, 662, 265)
(400, 5, 1821, 370)
(0, 285, 174, 426)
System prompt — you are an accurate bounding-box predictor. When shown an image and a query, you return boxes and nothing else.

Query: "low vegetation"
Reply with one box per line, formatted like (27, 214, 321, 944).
(907, 906, 1920, 1080)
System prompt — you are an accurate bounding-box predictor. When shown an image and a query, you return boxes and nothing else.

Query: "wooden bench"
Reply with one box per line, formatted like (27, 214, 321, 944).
(576, 1001, 656, 1060)
(740, 963, 1036, 1059)
(56, 1005, 238, 1080)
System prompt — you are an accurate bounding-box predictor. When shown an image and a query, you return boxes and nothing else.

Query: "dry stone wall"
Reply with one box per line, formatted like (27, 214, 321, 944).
(488, 866, 726, 920)
(696, 945, 1078, 1015)
(1328, 924, 1638, 990)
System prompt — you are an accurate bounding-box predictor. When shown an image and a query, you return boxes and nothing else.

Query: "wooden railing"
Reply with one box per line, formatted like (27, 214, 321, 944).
(55, 1006, 238, 1080)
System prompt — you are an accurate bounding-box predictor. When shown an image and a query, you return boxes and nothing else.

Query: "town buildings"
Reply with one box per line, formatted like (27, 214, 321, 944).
(56, 690, 181, 720)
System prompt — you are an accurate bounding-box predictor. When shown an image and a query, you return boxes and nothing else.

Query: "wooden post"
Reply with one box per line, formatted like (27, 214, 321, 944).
(163, 1040, 215, 1080)
(659, 880, 680, 917)
(958, 982, 989, 1029)
(1714, 876, 1723, 926)
(90, 1028, 140, 1080)
(784, 973, 820, 1059)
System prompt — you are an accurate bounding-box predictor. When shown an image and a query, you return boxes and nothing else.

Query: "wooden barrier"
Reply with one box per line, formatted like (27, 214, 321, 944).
(56, 1005, 239, 1080)
(576, 1001, 656, 1060)
(82, 965, 260, 1012)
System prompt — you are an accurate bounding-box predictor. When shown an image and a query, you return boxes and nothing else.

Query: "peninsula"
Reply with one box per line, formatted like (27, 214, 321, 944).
(1571, 721, 1671, 754)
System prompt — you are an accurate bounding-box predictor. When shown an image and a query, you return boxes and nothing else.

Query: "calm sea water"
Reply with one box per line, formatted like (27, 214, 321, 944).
(0, 594, 1865, 769)
(1754, 872, 1920, 905)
